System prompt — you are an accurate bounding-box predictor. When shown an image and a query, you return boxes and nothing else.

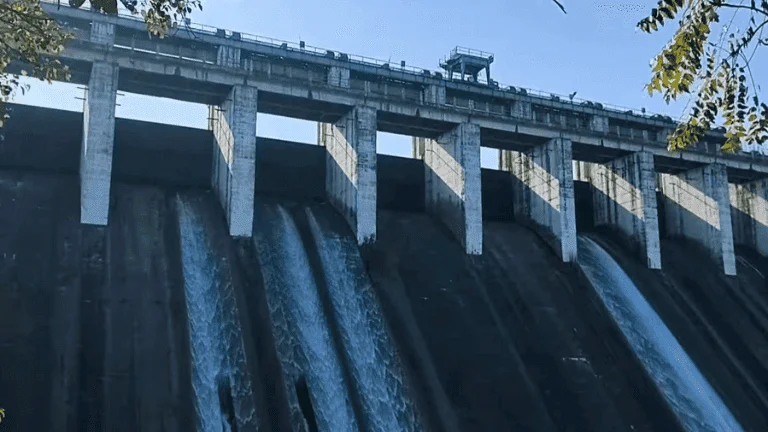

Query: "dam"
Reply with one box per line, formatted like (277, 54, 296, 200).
(1, 3, 768, 431)
(1, 101, 767, 431)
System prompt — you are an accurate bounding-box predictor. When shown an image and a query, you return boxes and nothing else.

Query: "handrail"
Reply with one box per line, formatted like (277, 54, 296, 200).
(450, 46, 494, 59)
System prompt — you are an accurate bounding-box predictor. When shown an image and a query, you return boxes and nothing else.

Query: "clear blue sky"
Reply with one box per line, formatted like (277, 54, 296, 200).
(14, 0, 768, 167)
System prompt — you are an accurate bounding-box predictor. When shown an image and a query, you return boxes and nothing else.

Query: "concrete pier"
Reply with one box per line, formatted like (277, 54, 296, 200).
(659, 164, 736, 275)
(501, 138, 577, 262)
(422, 123, 483, 255)
(80, 61, 119, 225)
(412, 137, 426, 160)
(210, 85, 257, 238)
(730, 178, 768, 257)
(589, 152, 661, 269)
(320, 106, 377, 245)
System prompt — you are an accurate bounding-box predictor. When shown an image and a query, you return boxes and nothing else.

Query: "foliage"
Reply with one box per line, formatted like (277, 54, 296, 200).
(0, 407, 5, 423)
(69, 0, 203, 38)
(0, 0, 201, 127)
(639, 0, 768, 152)
(0, 0, 72, 126)
(551, 0, 768, 152)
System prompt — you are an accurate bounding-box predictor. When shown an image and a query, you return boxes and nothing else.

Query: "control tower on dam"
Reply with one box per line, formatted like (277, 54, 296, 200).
(26, 0, 768, 274)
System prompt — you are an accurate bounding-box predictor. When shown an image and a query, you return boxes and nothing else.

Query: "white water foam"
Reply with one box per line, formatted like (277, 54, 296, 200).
(177, 196, 232, 431)
(306, 208, 420, 432)
(253, 204, 359, 432)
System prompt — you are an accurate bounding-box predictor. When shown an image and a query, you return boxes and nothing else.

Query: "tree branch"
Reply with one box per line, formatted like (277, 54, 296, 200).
(706, 0, 768, 18)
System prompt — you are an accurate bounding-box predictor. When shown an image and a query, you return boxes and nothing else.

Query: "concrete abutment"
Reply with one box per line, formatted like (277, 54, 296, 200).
(660, 163, 736, 275)
(501, 138, 577, 262)
(319, 106, 378, 245)
(210, 85, 258, 238)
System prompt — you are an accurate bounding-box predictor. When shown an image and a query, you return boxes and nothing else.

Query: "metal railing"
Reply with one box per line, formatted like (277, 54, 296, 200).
(450, 46, 494, 59)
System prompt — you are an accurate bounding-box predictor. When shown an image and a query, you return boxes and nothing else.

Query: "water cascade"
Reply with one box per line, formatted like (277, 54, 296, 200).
(306, 208, 421, 431)
(177, 195, 255, 432)
(252, 203, 359, 432)
(576, 235, 743, 432)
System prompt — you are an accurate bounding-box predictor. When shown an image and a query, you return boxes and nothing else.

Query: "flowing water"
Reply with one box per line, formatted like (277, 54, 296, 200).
(177, 195, 247, 432)
(576, 235, 743, 432)
(306, 208, 421, 431)
(252, 203, 359, 432)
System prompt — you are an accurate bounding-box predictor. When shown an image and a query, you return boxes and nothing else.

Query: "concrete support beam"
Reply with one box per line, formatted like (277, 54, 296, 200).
(590, 152, 662, 269)
(660, 164, 736, 275)
(423, 84, 446, 105)
(80, 61, 119, 226)
(90, 19, 115, 45)
(412, 137, 426, 160)
(511, 100, 532, 120)
(501, 138, 577, 262)
(423, 123, 483, 255)
(217, 45, 241, 68)
(210, 85, 257, 238)
(590, 115, 609, 134)
(320, 106, 377, 245)
(730, 178, 768, 257)
(328, 66, 350, 88)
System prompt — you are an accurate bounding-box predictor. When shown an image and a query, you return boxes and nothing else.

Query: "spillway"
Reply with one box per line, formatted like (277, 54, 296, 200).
(177, 193, 260, 432)
(306, 207, 421, 432)
(251, 202, 359, 432)
(576, 235, 742, 432)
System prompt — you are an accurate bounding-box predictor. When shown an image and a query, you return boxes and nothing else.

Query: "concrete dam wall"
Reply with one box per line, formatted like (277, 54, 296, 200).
(1, 104, 767, 431)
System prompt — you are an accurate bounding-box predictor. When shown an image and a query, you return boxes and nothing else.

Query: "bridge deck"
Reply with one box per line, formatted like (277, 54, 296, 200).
(33, 1, 768, 181)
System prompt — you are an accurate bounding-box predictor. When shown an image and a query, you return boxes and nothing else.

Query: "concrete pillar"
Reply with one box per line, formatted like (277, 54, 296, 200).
(730, 178, 768, 257)
(590, 115, 609, 133)
(90, 19, 115, 45)
(210, 85, 257, 238)
(412, 137, 426, 160)
(424, 123, 483, 255)
(80, 61, 119, 226)
(660, 164, 736, 275)
(320, 106, 377, 245)
(501, 138, 577, 262)
(423, 84, 446, 105)
(572, 160, 593, 182)
(328, 66, 350, 88)
(590, 152, 661, 269)
(217, 45, 242, 68)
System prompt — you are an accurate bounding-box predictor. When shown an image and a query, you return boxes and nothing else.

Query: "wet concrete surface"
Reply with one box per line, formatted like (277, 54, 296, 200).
(0, 172, 197, 431)
(362, 210, 682, 432)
